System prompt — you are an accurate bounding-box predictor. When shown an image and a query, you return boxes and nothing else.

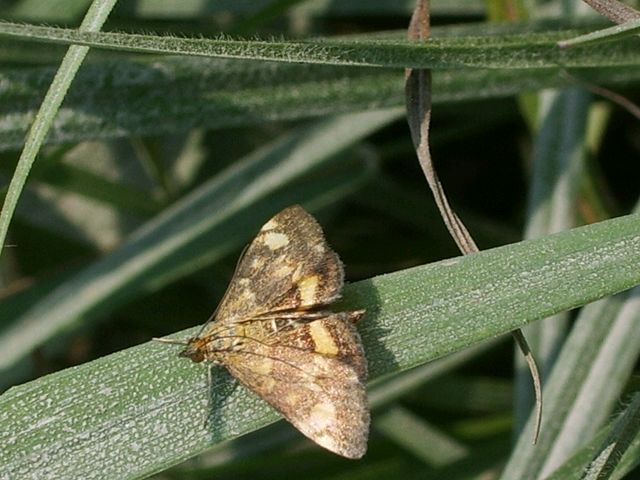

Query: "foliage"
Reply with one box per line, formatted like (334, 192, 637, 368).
(0, 1, 639, 478)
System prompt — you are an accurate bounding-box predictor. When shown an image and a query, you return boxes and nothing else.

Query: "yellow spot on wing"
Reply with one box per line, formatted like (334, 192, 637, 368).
(274, 264, 294, 277)
(251, 257, 265, 269)
(263, 232, 289, 250)
(262, 218, 279, 230)
(241, 289, 256, 302)
(286, 391, 303, 404)
(309, 401, 336, 431)
(248, 358, 275, 391)
(263, 377, 276, 392)
(253, 358, 273, 375)
(298, 275, 319, 305)
(309, 321, 339, 356)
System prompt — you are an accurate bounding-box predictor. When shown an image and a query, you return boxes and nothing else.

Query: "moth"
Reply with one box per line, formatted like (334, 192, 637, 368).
(156, 205, 369, 459)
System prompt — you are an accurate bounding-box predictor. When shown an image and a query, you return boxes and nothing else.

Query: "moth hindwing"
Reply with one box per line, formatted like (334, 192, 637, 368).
(175, 205, 369, 459)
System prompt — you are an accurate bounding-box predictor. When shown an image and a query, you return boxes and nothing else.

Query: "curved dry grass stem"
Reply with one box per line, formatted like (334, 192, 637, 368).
(404, 0, 542, 444)
(582, 0, 640, 23)
(513, 329, 543, 443)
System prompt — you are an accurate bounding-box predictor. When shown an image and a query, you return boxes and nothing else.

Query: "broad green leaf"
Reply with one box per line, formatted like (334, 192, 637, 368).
(1, 212, 640, 479)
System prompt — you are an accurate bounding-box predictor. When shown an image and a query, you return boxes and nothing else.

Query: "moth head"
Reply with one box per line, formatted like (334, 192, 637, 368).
(153, 335, 205, 362)
(179, 337, 208, 363)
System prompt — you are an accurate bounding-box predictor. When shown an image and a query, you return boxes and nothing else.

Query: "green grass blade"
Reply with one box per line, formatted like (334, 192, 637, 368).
(0, 109, 400, 375)
(610, 407, 640, 479)
(0, 267, 83, 389)
(0, 59, 405, 150)
(367, 339, 501, 408)
(376, 406, 469, 465)
(5, 0, 94, 23)
(542, 425, 613, 480)
(3, 57, 639, 151)
(558, 18, 640, 48)
(130, 0, 484, 19)
(545, 393, 640, 480)
(230, 0, 310, 34)
(501, 271, 640, 478)
(515, 87, 591, 432)
(0, 0, 118, 258)
(541, 290, 640, 476)
(1, 212, 640, 478)
(582, 392, 640, 480)
(1, 21, 639, 69)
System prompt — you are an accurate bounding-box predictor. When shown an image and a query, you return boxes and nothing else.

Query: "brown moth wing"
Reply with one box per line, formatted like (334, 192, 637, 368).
(263, 310, 367, 380)
(222, 313, 369, 459)
(171, 205, 370, 458)
(211, 205, 344, 328)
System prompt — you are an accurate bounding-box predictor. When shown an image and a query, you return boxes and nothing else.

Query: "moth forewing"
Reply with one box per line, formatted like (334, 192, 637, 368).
(164, 205, 369, 458)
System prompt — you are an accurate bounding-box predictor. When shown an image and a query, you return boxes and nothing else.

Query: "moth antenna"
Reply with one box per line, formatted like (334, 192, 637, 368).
(152, 337, 189, 345)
